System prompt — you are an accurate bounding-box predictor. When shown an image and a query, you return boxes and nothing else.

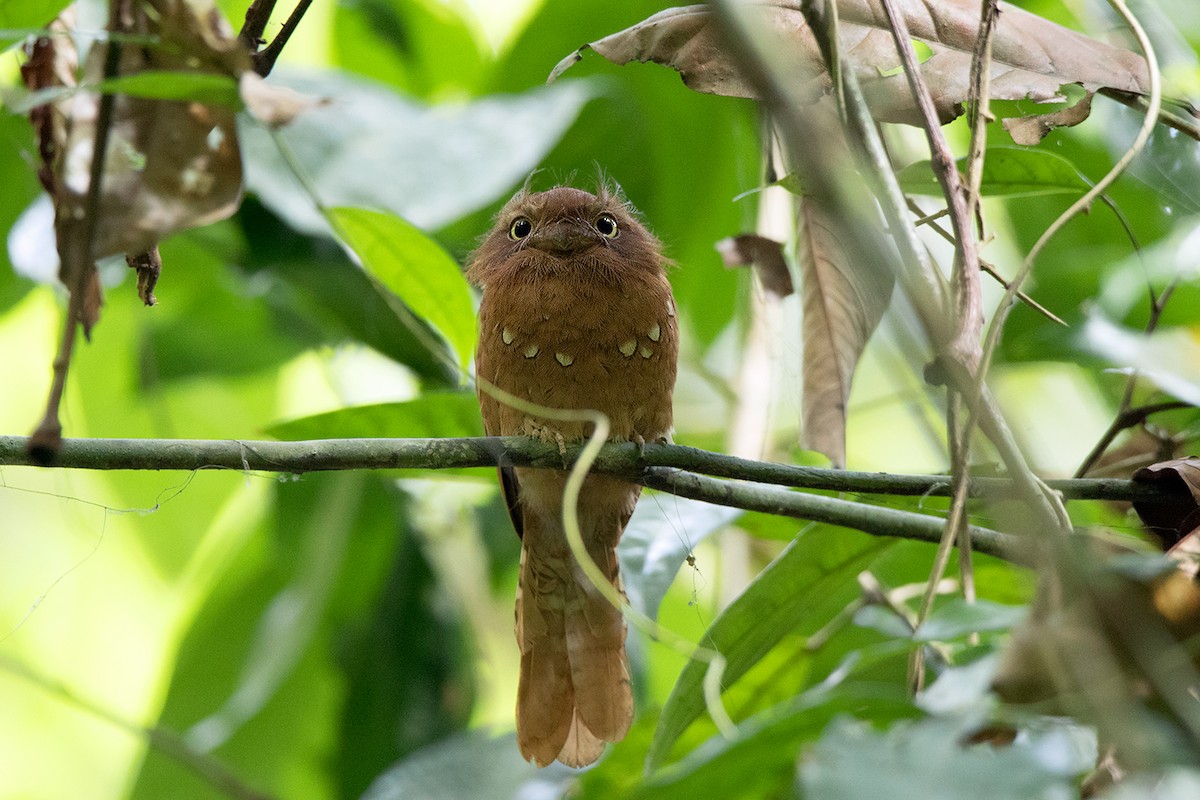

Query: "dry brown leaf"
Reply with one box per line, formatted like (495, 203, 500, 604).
(797, 195, 893, 467)
(24, 0, 247, 326)
(550, 0, 1150, 127)
(126, 247, 162, 307)
(716, 233, 794, 297)
(1133, 457, 1200, 549)
(1003, 92, 1094, 145)
(238, 71, 329, 128)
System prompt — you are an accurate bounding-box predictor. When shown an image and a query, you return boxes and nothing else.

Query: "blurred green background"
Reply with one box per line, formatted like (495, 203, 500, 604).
(1, 0, 1199, 798)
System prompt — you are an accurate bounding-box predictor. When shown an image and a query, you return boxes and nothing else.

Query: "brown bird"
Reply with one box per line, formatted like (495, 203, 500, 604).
(468, 186, 678, 767)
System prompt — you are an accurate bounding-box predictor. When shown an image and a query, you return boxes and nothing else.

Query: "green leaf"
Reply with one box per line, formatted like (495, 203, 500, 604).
(240, 69, 594, 233)
(330, 207, 477, 372)
(97, 70, 242, 107)
(636, 684, 916, 800)
(266, 393, 483, 440)
(913, 599, 1027, 642)
(1100, 769, 1200, 800)
(619, 497, 742, 619)
(800, 716, 1084, 800)
(183, 472, 363, 754)
(361, 731, 563, 800)
(897, 147, 1090, 197)
(648, 528, 896, 768)
(0, 0, 71, 31)
(335, 513, 476, 798)
(236, 199, 456, 387)
(1081, 312, 1200, 406)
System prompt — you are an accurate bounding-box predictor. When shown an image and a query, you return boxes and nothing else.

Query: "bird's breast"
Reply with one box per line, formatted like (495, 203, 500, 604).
(476, 272, 678, 442)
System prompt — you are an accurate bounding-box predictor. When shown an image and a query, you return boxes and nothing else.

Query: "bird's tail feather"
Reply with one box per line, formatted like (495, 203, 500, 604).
(515, 516, 631, 768)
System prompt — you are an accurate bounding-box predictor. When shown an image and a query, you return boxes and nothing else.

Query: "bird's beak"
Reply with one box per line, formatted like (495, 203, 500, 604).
(529, 220, 595, 254)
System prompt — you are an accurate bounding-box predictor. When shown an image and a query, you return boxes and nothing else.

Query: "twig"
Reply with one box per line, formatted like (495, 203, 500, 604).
(876, 0, 984, 373)
(1074, 401, 1191, 479)
(1073, 270, 1180, 478)
(238, 0, 278, 52)
(252, 0, 313, 77)
(237, 0, 312, 76)
(637, 467, 1021, 563)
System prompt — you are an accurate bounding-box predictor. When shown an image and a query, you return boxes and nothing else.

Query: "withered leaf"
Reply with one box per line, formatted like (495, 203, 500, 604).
(126, 247, 162, 306)
(24, 0, 248, 329)
(715, 233, 793, 297)
(1133, 457, 1200, 550)
(1003, 92, 1094, 146)
(550, 0, 1151, 128)
(797, 195, 893, 467)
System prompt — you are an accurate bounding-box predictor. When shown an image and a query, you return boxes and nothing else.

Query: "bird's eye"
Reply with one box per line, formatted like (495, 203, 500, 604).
(595, 213, 619, 239)
(509, 217, 532, 240)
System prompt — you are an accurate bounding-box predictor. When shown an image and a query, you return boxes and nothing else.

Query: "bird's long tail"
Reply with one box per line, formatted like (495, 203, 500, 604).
(515, 499, 633, 768)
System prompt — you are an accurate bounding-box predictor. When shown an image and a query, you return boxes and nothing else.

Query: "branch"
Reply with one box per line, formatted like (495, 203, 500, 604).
(238, 0, 314, 77)
(0, 435, 1175, 503)
(638, 467, 1021, 563)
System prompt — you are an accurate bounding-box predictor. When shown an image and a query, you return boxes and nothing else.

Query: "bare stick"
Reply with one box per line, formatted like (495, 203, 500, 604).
(876, 0, 984, 373)
(28, 0, 125, 462)
(252, 0, 313, 77)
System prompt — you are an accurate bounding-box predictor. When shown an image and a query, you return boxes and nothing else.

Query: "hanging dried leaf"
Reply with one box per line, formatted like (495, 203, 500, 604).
(21, 1, 247, 334)
(1132, 457, 1200, 550)
(550, 0, 1154, 128)
(126, 246, 162, 306)
(1003, 92, 1095, 146)
(797, 195, 892, 467)
(716, 233, 793, 297)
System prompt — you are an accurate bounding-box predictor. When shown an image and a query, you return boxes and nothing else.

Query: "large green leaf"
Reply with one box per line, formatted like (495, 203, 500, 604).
(619, 496, 742, 619)
(633, 685, 916, 800)
(239, 69, 594, 234)
(913, 599, 1028, 642)
(236, 199, 456, 386)
(0, 113, 40, 313)
(897, 147, 1090, 197)
(1081, 311, 1200, 406)
(800, 716, 1086, 800)
(266, 393, 484, 440)
(361, 731, 568, 800)
(97, 70, 242, 107)
(0, 0, 70, 33)
(330, 207, 477, 372)
(648, 528, 896, 768)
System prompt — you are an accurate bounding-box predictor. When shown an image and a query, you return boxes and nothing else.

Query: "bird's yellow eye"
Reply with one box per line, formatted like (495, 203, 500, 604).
(595, 213, 619, 239)
(509, 217, 532, 240)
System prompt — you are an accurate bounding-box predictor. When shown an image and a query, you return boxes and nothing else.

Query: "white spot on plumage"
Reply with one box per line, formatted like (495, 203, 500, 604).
(640, 347, 652, 359)
(524, 344, 539, 358)
(502, 327, 515, 345)
(556, 352, 574, 366)
(647, 323, 661, 342)
(619, 339, 637, 357)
